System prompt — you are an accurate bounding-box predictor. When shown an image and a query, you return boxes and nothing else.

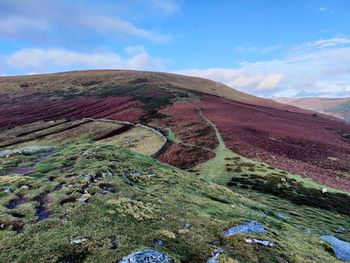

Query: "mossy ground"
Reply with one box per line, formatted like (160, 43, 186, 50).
(0, 142, 348, 262)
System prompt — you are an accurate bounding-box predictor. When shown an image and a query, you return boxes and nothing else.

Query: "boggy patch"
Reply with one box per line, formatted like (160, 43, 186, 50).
(228, 174, 350, 216)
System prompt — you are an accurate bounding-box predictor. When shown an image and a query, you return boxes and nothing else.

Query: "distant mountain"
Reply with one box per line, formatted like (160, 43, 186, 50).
(275, 97, 350, 122)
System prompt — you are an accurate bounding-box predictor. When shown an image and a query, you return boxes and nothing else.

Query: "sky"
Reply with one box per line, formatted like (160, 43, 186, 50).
(1, 0, 350, 98)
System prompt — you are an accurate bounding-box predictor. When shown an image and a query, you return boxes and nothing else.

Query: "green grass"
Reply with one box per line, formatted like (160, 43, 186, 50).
(0, 142, 348, 262)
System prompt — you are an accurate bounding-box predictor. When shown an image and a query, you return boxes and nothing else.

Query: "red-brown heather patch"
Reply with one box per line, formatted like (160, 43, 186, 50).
(197, 95, 350, 192)
(158, 102, 218, 149)
(0, 96, 140, 128)
(156, 142, 215, 169)
(106, 108, 144, 123)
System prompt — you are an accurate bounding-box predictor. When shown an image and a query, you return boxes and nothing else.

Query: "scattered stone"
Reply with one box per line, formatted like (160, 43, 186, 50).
(224, 221, 265, 236)
(117, 249, 172, 263)
(244, 238, 274, 247)
(301, 227, 311, 234)
(131, 172, 141, 177)
(333, 226, 346, 233)
(103, 171, 113, 177)
(108, 235, 118, 249)
(153, 239, 164, 246)
(322, 188, 328, 194)
(77, 196, 89, 203)
(3, 187, 12, 193)
(184, 223, 192, 229)
(99, 183, 115, 193)
(20, 185, 30, 189)
(70, 237, 88, 245)
(207, 248, 223, 263)
(276, 212, 288, 221)
(321, 235, 350, 261)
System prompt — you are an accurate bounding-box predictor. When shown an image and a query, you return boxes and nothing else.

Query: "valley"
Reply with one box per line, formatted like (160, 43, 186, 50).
(1, 70, 350, 262)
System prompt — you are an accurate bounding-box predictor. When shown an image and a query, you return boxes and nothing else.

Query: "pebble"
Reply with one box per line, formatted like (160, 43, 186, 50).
(3, 187, 12, 193)
(333, 226, 346, 233)
(207, 248, 223, 263)
(184, 223, 192, 229)
(77, 196, 89, 203)
(131, 172, 141, 177)
(70, 237, 88, 245)
(244, 238, 274, 247)
(153, 240, 164, 246)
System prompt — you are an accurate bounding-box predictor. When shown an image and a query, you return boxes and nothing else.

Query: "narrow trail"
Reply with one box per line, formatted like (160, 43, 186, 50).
(194, 107, 344, 194)
(194, 107, 241, 184)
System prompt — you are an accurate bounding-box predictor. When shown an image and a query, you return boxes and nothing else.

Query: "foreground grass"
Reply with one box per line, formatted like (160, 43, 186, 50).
(0, 142, 347, 262)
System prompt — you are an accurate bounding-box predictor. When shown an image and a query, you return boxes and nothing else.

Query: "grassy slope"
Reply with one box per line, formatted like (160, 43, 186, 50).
(0, 142, 348, 263)
(0, 70, 303, 112)
(0, 120, 165, 156)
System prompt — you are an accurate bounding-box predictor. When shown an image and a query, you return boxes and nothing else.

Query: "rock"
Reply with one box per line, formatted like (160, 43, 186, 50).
(131, 172, 141, 177)
(184, 223, 192, 229)
(77, 194, 90, 203)
(20, 185, 30, 189)
(276, 212, 288, 221)
(301, 227, 311, 234)
(108, 235, 118, 249)
(3, 187, 12, 193)
(103, 171, 113, 177)
(244, 238, 274, 247)
(224, 221, 265, 236)
(153, 239, 164, 246)
(333, 226, 346, 233)
(322, 188, 328, 194)
(321, 235, 350, 261)
(117, 249, 172, 263)
(70, 236, 88, 244)
(207, 248, 223, 263)
(99, 183, 115, 193)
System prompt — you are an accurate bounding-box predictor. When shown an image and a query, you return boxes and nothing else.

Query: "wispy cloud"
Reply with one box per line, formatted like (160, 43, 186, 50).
(319, 7, 328, 12)
(0, 0, 172, 44)
(234, 43, 284, 55)
(306, 37, 350, 49)
(149, 0, 180, 14)
(178, 37, 350, 98)
(1, 46, 163, 75)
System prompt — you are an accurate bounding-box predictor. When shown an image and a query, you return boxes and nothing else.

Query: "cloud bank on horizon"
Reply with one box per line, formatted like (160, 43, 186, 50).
(0, 0, 350, 98)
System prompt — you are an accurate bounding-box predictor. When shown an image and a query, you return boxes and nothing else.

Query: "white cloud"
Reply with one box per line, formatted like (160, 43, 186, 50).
(234, 43, 284, 55)
(307, 37, 350, 49)
(0, 16, 50, 38)
(178, 37, 350, 98)
(2, 47, 163, 73)
(0, 0, 171, 43)
(78, 15, 170, 43)
(256, 73, 284, 90)
(319, 7, 328, 12)
(149, 0, 179, 14)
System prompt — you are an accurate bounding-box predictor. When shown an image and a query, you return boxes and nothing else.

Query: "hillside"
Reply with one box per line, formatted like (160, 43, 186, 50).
(1, 70, 350, 262)
(275, 97, 350, 122)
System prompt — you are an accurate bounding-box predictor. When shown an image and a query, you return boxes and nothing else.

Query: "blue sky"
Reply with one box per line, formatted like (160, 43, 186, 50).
(1, 0, 350, 98)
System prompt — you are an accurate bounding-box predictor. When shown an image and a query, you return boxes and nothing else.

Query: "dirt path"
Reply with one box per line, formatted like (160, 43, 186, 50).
(194, 108, 242, 184)
(194, 107, 345, 194)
